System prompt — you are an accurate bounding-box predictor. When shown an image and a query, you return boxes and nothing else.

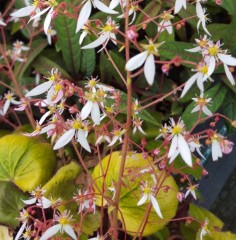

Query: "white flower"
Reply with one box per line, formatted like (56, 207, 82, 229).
(76, 0, 118, 33)
(174, 0, 186, 14)
(53, 115, 91, 152)
(158, 12, 174, 34)
(2, 91, 20, 115)
(137, 181, 163, 219)
(188, 137, 205, 160)
(210, 133, 223, 161)
(81, 17, 118, 52)
(108, 128, 126, 146)
(196, 4, 211, 36)
(46, 27, 56, 45)
(133, 117, 146, 135)
(168, 118, 192, 167)
(200, 218, 210, 240)
(117, 4, 137, 25)
(180, 61, 214, 97)
(191, 92, 212, 116)
(40, 211, 77, 240)
(95, 133, 111, 145)
(185, 184, 199, 200)
(126, 40, 164, 85)
(15, 209, 29, 240)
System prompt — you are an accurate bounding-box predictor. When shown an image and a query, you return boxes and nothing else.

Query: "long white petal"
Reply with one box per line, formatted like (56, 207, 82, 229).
(185, 46, 201, 53)
(212, 140, 222, 161)
(207, 57, 216, 79)
(150, 195, 163, 218)
(26, 81, 53, 97)
(40, 224, 61, 240)
(178, 134, 192, 167)
(137, 194, 147, 206)
(44, 7, 53, 34)
(10, 6, 35, 17)
(197, 73, 204, 92)
(144, 54, 155, 85)
(180, 73, 198, 98)
(76, 1, 92, 33)
(109, 0, 119, 9)
(77, 130, 91, 152)
(125, 51, 148, 71)
(81, 33, 108, 49)
(191, 105, 200, 113)
(94, 0, 118, 14)
(224, 63, 235, 85)
(81, 101, 93, 120)
(174, 0, 186, 14)
(91, 102, 100, 125)
(196, 2, 204, 20)
(15, 222, 27, 240)
(39, 111, 51, 125)
(3, 100, 10, 115)
(218, 53, 236, 66)
(168, 135, 178, 158)
(29, 6, 50, 22)
(64, 225, 77, 240)
(202, 106, 212, 116)
(53, 129, 75, 150)
(191, 190, 197, 200)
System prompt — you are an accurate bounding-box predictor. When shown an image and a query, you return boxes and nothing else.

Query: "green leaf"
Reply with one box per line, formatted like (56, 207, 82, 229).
(159, 42, 202, 67)
(80, 36, 96, 76)
(14, 39, 48, 82)
(0, 181, 28, 227)
(0, 134, 56, 192)
(182, 84, 227, 129)
(202, 231, 236, 240)
(135, 1, 162, 27)
(54, 4, 81, 76)
(43, 161, 81, 203)
(92, 152, 178, 236)
(188, 204, 223, 231)
(32, 55, 72, 80)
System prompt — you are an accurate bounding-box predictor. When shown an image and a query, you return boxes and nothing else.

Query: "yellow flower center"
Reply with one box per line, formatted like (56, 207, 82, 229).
(5, 93, 13, 100)
(72, 120, 82, 130)
(147, 44, 156, 54)
(197, 97, 206, 105)
(114, 129, 121, 136)
(208, 46, 218, 56)
(33, 0, 39, 6)
(172, 125, 182, 135)
(59, 217, 69, 226)
(198, 40, 208, 48)
(143, 186, 151, 195)
(162, 12, 173, 21)
(88, 79, 97, 88)
(103, 24, 115, 32)
(200, 65, 208, 74)
(47, 0, 58, 7)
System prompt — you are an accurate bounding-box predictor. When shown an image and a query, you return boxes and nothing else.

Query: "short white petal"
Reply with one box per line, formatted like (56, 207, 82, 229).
(76, 1, 92, 33)
(94, 0, 118, 14)
(81, 33, 108, 49)
(186, 46, 201, 53)
(150, 195, 163, 218)
(77, 130, 91, 152)
(185, 189, 190, 198)
(81, 101, 93, 120)
(137, 194, 147, 206)
(178, 134, 192, 167)
(125, 51, 148, 71)
(79, 31, 88, 44)
(218, 54, 236, 66)
(224, 63, 235, 85)
(26, 81, 53, 97)
(168, 135, 178, 158)
(180, 73, 198, 98)
(44, 7, 53, 34)
(10, 6, 35, 17)
(40, 224, 61, 240)
(191, 190, 197, 200)
(64, 225, 77, 240)
(144, 54, 155, 85)
(53, 129, 75, 150)
(22, 197, 36, 205)
(91, 102, 100, 125)
(40, 124, 55, 134)
(191, 105, 200, 113)
(41, 197, 52, 208)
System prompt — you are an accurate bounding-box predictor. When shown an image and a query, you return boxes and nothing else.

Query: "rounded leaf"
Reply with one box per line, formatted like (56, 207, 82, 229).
(92, 151, 178, 236)
(0, 134, 56, 191)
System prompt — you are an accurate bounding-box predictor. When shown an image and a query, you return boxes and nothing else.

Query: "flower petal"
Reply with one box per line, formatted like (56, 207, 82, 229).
(15, 222, 27, 240)
(212, 140, 222, 161)
(180, 73, 198, 98)
(218, 53, 236, 66)
(168, 135, 178, 158)
(40, 224, 61, 240)
(150, 195, 163, 218)
(53, 129, 75, 150)
(64, 224, 77, 240)
(137, 194, 147, 206)
(26, 81, 53, 97)
(76, 1, 92, 33)
(125, 51, 148, 71)
(144, 54, 155, 85)
(223, 63, 235, 85)
(44, 7, 53, 34)
(94, 0, 118, 14)
(3, 100, 10, 115)
(202, 106, 212, 116)
(22, 197, 37, 205)
(178, 134, 192, 167)
(10, 6, 35, 17)
(81, 33, 108, 49)
(77, 130, 91, 152)
(81, 101, 93, 120)
(91, 102, 100, 125)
